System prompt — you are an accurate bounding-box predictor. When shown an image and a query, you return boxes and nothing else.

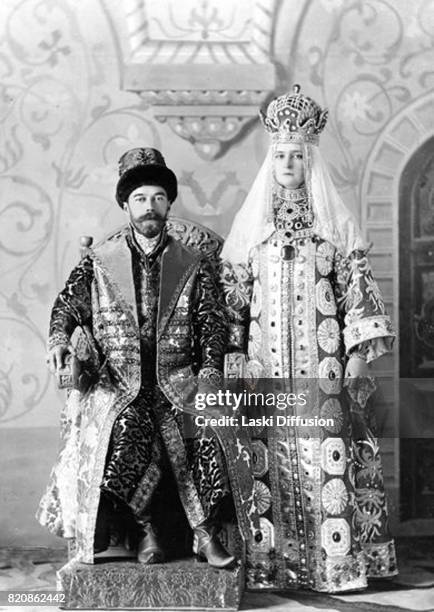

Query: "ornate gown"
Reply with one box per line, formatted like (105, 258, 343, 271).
(222, 186, 397, 592)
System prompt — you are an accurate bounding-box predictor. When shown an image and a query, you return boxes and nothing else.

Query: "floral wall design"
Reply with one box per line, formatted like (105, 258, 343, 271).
(0, 0, 272, 429)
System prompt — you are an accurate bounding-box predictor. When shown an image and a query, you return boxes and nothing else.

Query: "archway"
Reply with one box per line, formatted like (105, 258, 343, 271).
(399, 136, 434, 521)
(361, 91, 434, 531)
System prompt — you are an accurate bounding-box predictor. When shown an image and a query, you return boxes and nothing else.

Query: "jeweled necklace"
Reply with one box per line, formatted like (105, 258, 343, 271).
(273, 184, 314, 260)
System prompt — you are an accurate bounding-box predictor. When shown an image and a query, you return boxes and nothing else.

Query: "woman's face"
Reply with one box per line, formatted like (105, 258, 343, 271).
(273, 143, 305, 189)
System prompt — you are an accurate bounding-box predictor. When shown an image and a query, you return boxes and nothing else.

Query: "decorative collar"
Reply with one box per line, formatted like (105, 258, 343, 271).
(273, 183, 308, 201)
(272, 183, 313, 242)
(128, 225, 168, 267)
(132, 227, 162, 255)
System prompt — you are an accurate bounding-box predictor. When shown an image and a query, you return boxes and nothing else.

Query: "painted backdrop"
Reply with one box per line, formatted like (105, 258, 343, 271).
(0, 0, 433, 545)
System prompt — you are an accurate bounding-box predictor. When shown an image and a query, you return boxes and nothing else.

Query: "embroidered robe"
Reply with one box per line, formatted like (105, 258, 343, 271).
(222, 232, 397, 592)
(37, 227, 257, 563)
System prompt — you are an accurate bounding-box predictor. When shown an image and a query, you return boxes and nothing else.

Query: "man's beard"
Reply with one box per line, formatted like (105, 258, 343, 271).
(132, 211, 166, 238)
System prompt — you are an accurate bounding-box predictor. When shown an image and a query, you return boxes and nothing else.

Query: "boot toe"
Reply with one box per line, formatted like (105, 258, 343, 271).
(137, 547, 165, 564)
(137, 533, 165, 564)
(193, 528, 237, 569)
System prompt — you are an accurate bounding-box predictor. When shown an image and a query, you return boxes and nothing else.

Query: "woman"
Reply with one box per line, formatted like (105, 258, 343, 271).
(220, 85, 397, 592)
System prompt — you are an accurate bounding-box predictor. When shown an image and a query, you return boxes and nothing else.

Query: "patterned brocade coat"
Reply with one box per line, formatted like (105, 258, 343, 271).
(222, 232, 397, 593)
(37, 226, 257, 563)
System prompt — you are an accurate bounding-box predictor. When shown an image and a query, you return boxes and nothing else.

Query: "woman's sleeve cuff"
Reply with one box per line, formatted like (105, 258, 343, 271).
(343, 315, 395, 357)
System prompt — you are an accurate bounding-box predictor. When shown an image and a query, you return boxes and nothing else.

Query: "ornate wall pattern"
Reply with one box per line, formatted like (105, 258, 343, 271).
(0, 0, 268, 428)
(121, 0, 277, 160)
(0, 0, 432, 525)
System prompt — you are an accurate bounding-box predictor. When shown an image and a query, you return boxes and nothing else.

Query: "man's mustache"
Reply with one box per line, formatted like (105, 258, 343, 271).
(137, 211, 165, 223)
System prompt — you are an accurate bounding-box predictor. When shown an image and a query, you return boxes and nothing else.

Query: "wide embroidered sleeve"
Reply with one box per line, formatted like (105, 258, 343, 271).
(220, 257, 254, 353)
(193, 258, 228, 377)
(333, 249, 395, 363)
(48, 256, 94, 350)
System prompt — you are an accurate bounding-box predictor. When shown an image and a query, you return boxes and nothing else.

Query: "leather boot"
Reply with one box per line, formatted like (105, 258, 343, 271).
(136, 521, 165, 564)
(192, 523, 236, 569)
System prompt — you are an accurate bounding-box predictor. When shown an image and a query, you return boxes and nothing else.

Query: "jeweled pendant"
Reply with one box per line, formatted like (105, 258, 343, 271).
(281, 245, 295, 260)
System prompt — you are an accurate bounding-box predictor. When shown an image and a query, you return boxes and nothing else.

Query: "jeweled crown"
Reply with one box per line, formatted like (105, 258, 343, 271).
(260, 85, 328, 145)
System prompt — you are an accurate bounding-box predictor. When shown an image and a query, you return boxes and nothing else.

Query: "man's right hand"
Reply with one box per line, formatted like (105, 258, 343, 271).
(46, 345, 70, 375)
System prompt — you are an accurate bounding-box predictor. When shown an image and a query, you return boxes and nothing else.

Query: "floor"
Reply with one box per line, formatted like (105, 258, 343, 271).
(0, 539, 433, 611)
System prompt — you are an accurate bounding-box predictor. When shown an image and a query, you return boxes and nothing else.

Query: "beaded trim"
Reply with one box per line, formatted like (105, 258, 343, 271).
(271, 131, 319, 146)
(273, 184, 308, 201)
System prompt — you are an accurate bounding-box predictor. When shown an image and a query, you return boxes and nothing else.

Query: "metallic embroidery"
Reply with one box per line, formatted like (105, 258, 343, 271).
(223, 235, 397, 592)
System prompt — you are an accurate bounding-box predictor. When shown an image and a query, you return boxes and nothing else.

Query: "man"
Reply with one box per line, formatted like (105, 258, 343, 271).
(221, 86, 397, 591)
(38, 147, 241, 568)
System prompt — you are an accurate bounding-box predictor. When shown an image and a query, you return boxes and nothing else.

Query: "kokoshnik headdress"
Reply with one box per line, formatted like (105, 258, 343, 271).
(259, 83, 328, 146)
(221, 84, 367, 265)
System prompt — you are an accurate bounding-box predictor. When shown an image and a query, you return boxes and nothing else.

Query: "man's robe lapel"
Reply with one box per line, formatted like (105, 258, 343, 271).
(158, 237, 199, 339)
(92, 229, 139, 330)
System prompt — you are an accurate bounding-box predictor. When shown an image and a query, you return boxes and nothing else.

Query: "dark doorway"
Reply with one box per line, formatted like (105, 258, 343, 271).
(399, 136, 434, 521)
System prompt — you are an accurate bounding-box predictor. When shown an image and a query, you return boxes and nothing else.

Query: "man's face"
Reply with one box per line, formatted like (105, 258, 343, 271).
(273, 143, 305, 189)
(123, 184, 170, 238)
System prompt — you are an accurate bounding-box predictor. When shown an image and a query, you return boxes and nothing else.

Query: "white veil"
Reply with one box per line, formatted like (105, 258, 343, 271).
(309, 145, 368, 257)
(221, 148, 275, 264)
(221, 143, 367, 265)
